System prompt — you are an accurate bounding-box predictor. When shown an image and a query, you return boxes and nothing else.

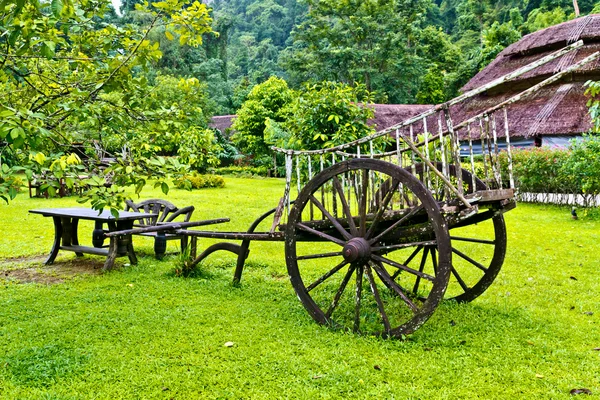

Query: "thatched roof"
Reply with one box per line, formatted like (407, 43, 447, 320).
(369, 104, 432, 131)
(209, 115, 236, 135)
(444, 15, 600, 139)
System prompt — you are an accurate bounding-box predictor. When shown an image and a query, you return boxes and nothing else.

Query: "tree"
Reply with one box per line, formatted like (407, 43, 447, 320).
(276, 81, 376, 150)
(231, 76, 293, 163)
(0, 0, 213, 211)
(282, 0, 430, 103)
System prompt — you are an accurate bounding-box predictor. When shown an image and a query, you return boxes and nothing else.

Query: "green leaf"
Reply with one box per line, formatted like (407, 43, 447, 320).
(51, 0, 63, 18)
(161, 182, 169, 195)
(14, 0, 25, 15)
(165, 30, 174, 41)
(10, 127, 23, 139)
(40, 41, 56, 59)
(8, 29, 21, 47)
(135, 181, 145, 194)
(110, 208, 119, 219)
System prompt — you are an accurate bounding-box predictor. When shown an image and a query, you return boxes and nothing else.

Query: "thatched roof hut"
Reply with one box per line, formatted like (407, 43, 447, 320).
(454, 15, 600, 145)
(212, 17, 599, 147)
(372, 15, 600, 148)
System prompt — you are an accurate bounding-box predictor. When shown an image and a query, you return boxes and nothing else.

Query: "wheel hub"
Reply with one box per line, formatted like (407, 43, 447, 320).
(342, 237, 372, 263)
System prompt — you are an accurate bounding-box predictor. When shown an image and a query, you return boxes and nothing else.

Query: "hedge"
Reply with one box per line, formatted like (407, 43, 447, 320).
(494, 135, 600, 206)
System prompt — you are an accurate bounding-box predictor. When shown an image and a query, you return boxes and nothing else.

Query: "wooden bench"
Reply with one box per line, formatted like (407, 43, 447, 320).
(125, 199, 195, 259)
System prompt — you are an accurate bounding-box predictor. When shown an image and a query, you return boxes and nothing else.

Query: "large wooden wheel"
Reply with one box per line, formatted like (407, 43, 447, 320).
(406, 163, 507, 303)
(285, 159, 451, 337)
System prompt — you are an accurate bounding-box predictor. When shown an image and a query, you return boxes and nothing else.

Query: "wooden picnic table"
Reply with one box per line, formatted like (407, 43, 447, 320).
(29, 208, 157, 270)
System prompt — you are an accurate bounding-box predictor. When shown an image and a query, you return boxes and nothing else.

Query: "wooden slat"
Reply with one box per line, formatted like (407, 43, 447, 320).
(60, 245, 110, 256)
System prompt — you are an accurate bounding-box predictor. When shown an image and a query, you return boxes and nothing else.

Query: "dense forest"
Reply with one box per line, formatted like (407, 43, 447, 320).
(118, 0, 600, 113)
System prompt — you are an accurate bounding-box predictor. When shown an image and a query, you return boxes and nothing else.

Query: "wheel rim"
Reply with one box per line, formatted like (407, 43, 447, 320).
(407, 163, 507, 303)
(285, 159, 451, 337)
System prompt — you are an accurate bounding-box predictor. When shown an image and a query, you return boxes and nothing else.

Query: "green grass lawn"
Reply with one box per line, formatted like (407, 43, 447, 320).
(0, 176, 599, 399)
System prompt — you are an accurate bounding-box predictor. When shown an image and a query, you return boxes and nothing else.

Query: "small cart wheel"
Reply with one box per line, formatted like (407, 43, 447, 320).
(410, 163, 507, 303)
(285, 158, 451, 337)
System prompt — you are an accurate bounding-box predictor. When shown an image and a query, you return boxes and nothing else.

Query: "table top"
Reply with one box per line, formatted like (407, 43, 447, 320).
(29, 208, 156, 221)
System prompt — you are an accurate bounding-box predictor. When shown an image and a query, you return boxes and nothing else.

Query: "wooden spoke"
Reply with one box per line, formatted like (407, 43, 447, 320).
(306, 260, 349, 292)
(450, 236, 496, 245)
(372, 240, 436, 253)
(372, 254, 435, 282)
(366, 178, 399, 240)
(332, 176, 358, 237)
(365, 263, 391, 334)
(391, 245, 423, 280)
(451, 267, 469, 292)
(309, 195, 352, 240)
(359, 169, 369, 236)
(325, 264, 356, 319)
(296, 222, 345, 246)
(296, 251, 344, 261)
(430, 246, 438, 275)
(412, 247, 430, 294)
(372, 262, 419, 313)
(354, 265, 363, 332)
(452, 247, 489, 272)
(369, 205, 424, 245)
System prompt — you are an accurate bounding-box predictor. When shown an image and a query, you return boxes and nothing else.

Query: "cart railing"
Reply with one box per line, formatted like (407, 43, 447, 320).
(271, 41, 599, 218)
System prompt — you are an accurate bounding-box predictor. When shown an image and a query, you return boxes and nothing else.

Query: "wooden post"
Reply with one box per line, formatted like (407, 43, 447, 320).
(573, 0, 580, 17)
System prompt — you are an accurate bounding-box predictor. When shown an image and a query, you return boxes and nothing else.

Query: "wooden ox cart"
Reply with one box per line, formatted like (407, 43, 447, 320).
(107, 41, 598, 337)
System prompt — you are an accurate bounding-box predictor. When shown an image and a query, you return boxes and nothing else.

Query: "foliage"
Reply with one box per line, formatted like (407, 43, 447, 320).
(564, 135, 600, 196)
(416, 66, 446, 104)
(282, 0, 429, 104)
(498, 137, 600, 202)
(210, 165, 271, 177)
(479, 21, 521, 67)
(231, 77, 294, 159)
(0, 0, 214, 213)
(274, 81, 376, 150)
(584, 80, 600, 132)
(27, 152, 87, 198)
(212, 129, 242, 167)
(522, 6, 568, 32)
(173, 242, 197, 277)
(174, 172, 226, 190)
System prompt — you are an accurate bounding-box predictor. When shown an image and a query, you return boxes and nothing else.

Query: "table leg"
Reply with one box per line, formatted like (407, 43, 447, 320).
(46, 216, 62, 265)
(103, 236, 118, 270)
(71, 218, 84, 257)
(127, 242, 138, 265)
(92, 221, 105, 248)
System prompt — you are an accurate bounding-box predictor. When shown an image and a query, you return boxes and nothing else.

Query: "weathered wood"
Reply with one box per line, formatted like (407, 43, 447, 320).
(30, 208, 151, 269)
(30, 208, 154, 221)
(179, 230, 285, 241)
(60, 245, 109, 256)
(104, 237, 118, 270)
(470, 189, 515, 202)
(45, 217, 62, 265)
(105, 218, 230, 237)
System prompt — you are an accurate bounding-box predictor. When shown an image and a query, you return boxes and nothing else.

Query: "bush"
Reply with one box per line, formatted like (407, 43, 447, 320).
(210, 166, 270, 177)
(493, 136, 600, 205)
(174, 173, 225, 190)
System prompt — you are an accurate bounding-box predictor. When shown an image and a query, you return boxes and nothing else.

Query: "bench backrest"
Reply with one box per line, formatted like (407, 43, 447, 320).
(125, 199, 194, 226)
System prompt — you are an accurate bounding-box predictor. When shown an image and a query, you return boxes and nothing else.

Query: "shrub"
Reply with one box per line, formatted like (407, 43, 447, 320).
(492, 136, 600, 206)
(174, 173, 225, 190)
(209, 166, 270, 177)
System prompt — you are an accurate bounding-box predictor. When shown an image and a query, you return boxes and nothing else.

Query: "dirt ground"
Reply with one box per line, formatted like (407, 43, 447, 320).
(0, 256, 103, 284)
